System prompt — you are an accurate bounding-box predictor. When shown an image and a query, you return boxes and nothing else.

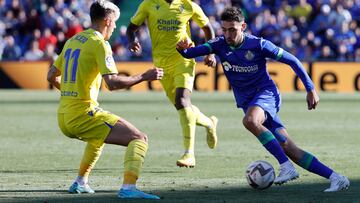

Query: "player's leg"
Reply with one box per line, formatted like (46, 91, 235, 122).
(243, 106, 291, 166)
(173, 57, 217, 167)
(174, 88, 217, 166)
(172, 55, 214, 131)
(158, 70, 195, 167)
(243, 88, 299, 184)
(174, 87, 197, 167)
(273, 127, 350, 192)
(58, 113, 99, 194)
(159, 62, 198, 167)
(243, 106, 299, 185)
(68, 143, 104, 194)
(103, 118, 159, 199)
(62, 109, 158, 198)
(192, 105, 218, 149)
(180, 60, 217, 149)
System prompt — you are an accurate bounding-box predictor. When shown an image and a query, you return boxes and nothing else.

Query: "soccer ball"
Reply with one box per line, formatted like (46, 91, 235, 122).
(245, 160, 275, 190)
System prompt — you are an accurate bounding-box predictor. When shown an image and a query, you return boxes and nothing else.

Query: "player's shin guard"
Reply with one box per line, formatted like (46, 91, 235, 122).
(178, 107, 196, 152)
(123, 139, 148, 185)
(297, 151, 333, 179)
(79, 143, 104, 179)
(258, 131, 289, 164)
(191, 105, 212, 128)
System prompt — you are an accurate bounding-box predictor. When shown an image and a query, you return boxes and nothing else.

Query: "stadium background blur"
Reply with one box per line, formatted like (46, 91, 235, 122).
(1, 0, 360, 63)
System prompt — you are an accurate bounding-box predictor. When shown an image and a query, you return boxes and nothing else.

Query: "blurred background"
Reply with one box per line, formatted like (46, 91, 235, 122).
(1, 0, 360, 62)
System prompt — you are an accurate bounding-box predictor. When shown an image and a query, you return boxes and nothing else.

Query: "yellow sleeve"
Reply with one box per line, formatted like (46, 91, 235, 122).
(130, 1, 148, 26)
(191, 2, 209, 28)
(96, 41, 118, 75)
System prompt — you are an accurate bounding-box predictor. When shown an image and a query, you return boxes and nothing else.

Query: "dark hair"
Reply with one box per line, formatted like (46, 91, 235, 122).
(220, 7, 245, 22)
(90, 0, 119, 23)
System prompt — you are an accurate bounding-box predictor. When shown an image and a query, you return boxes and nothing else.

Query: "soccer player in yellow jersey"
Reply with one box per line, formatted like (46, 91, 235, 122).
(127, 0, 218, 168)
(47, 0, 163, 199)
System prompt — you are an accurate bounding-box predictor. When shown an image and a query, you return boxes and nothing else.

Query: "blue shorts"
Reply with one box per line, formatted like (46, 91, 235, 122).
(240, 87, 287, 143)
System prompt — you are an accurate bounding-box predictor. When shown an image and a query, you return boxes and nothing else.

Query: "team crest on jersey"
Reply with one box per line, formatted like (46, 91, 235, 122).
(245, 50, 254, 61)
(105, 56, 115, 68)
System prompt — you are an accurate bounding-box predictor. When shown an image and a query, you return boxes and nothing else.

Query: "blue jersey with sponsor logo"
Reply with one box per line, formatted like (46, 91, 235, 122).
(205, 34, 281, 92)
(178, 33, 314, 108)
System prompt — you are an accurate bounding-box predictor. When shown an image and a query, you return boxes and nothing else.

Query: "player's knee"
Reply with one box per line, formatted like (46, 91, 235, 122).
(175, 97, 191, 110)
(242, 116, 260, 130)
(280, 141, 290, 151)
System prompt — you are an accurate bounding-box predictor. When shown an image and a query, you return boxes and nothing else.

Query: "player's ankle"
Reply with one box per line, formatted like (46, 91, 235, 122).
(75, 176, 88, 186)
(280, 160, 294, 169)
(121, 184, 136, 190)
(329, 172, 340, 180)
(183, 150, 194, 155)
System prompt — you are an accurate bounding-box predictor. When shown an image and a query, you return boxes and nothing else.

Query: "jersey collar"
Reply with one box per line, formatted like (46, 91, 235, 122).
(230, 33, 246, 50)
(163, 0, 174, 4)
(89, 28, 105, 40)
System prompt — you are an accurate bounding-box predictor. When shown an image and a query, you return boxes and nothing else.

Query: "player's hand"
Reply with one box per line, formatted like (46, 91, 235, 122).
(306, 89, 319, 110)
(128, 41, 141, 53)
(142, 67, 164, 81)
(176, 39, 193, 51)
(204, 54, 216, 68)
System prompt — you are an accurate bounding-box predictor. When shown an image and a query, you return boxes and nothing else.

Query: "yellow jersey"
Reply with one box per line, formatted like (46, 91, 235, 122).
(131, 0, 209, 58)
(53, 28, 118, 113)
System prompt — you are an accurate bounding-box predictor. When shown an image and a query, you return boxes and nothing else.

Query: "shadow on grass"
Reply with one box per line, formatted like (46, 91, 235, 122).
(0, 180, 358, 203)
(0, 168, 178, 175)
(0, 168, 118, 174)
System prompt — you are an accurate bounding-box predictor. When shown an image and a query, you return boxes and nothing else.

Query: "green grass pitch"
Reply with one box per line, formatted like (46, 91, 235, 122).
(0, 90, 359, 203)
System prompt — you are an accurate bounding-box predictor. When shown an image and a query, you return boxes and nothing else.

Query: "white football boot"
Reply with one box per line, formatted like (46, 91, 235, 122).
(274, 162, 299, 185)
(324, 174, 350, 192)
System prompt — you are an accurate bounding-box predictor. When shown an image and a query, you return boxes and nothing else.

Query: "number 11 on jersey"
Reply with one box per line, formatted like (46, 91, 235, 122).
(64, 48, 81, 83)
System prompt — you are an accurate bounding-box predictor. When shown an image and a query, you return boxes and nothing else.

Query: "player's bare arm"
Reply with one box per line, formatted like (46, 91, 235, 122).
(201, 24, 216, 68)
(103, 67, 163, 90)
(126, 23, 141, 53)
(306, 89, 320, 110)
(47, 65, 61, 90)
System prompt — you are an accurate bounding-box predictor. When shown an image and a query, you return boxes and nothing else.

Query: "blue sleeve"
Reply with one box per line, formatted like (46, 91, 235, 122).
(177, 43, 212, 59)
(260, 39, 283, 60)
(278, 50, 315, 92)
(260, 39, 314, 92)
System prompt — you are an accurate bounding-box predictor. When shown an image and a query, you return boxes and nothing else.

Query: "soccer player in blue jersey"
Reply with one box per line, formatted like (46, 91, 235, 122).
(176, 7, 350, 192)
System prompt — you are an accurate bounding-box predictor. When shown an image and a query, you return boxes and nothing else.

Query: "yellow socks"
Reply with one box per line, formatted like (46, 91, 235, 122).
(77, 140, 148, 186)
(178, 107, 196, 153)
(192, 105, 212, 128)
(123, 139, 148, 185)
(78, 143, 104, 181)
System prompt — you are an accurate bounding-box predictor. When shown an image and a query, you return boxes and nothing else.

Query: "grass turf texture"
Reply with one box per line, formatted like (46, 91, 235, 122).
(0, 90, 359, 203)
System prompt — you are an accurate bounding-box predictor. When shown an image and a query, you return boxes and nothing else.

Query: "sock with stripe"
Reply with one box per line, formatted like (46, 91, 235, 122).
(297, 151, 333, 179)
(257, 131, 289, 164)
